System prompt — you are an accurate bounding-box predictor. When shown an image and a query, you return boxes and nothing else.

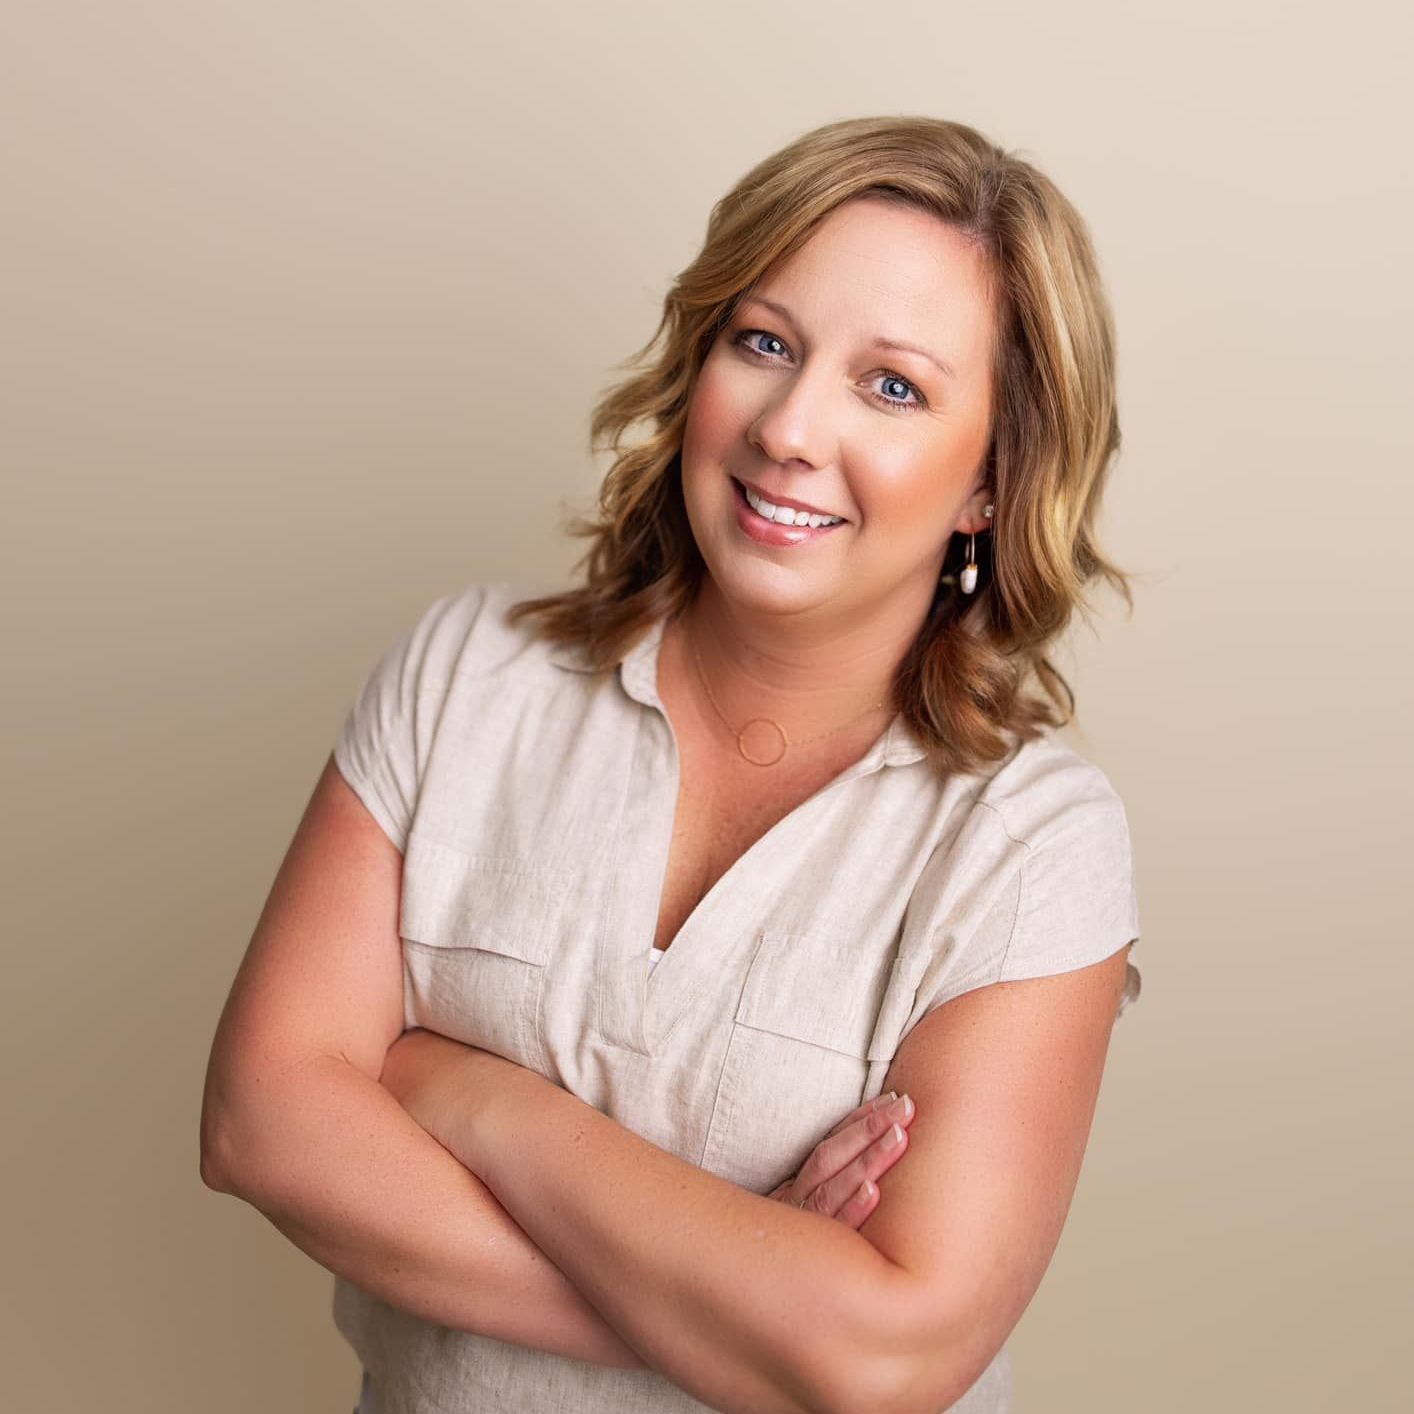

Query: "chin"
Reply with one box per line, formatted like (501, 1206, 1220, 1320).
(709, 555, 835, 619)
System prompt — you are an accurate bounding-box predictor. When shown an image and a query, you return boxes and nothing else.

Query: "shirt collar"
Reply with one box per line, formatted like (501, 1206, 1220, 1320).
(546, 612, 927, 770)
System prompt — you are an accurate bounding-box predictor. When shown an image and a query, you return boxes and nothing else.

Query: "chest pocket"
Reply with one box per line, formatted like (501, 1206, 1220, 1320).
(399, 834, 570, 1075)
(699, 930, 915, 1195)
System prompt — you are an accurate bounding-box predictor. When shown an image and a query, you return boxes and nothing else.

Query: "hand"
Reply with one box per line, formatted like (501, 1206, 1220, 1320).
(766, 1091, 916, 1228)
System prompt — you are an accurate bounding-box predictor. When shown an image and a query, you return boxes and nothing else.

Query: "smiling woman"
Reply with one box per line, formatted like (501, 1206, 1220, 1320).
(679, 197, 1000, 649)
(201, 114, 1142, 1414)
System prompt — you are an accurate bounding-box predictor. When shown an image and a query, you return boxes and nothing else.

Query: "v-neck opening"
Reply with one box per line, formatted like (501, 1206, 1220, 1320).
(642, 738, 892, 971)
(615, 609, 916, 1051)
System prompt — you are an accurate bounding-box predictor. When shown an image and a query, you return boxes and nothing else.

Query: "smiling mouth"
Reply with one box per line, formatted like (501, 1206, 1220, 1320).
(731, 477, 846, 528)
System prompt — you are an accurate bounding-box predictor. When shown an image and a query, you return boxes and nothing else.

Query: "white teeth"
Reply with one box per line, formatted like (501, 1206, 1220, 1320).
(743, 484, 842, 527)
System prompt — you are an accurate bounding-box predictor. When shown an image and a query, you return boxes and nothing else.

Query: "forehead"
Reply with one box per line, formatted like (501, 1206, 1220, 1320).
(746, 198, 996, 374)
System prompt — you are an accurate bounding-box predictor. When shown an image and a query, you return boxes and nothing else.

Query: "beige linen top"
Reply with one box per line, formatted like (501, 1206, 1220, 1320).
(330, 580, 1143, 1414)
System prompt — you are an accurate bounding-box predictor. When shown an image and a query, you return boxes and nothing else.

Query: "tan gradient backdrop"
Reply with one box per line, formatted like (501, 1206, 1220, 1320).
(3, 3, 1408, 1411)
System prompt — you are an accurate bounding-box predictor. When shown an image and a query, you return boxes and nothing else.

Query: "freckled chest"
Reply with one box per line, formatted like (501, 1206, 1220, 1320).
(650, 627, 883, 956)
(649, 758, 826, 955)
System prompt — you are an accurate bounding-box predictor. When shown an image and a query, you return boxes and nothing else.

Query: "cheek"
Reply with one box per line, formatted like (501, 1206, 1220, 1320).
(684, 359, 751, 457)
(850, 450, 936, 512)
(846, 448, 969, 534)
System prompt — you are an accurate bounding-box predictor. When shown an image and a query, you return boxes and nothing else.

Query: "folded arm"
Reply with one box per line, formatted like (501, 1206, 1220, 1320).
(198, 756, 647, 1369)
(383, 935, 1136, 1414)
(202, 755, 1129, 1411)
(384, 1030, 918, 1414)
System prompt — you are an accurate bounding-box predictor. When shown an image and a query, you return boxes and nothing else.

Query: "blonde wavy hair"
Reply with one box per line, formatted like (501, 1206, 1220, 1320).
(506, 114, 1137, 777)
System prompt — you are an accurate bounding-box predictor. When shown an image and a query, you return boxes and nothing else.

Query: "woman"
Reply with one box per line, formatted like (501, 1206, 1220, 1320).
(201, 115, 1142, 1414)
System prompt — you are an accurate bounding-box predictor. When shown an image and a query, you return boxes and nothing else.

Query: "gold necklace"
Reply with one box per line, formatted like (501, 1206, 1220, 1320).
(689, 634, 888, 767)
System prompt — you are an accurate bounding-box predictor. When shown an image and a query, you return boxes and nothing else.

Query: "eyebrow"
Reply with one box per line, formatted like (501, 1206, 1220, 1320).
(744, 296, 957, 381)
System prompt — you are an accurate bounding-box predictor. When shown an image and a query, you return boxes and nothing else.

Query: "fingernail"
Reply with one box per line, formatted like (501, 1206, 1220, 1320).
(883, 1122, 905, 1148)
(855, 1179, 875, 1201)
(874, 1090, 898, 1108)
(895, 1093, 915, 1120)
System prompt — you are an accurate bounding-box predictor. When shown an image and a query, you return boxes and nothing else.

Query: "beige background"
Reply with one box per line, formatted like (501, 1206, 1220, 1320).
(3, 2, 1408, 1410)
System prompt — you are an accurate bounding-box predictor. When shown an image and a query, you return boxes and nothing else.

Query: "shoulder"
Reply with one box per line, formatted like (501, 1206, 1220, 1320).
(968, 727, 1133, 855)
(905, 729, 1133, 908)
(332, 580, 579, 852)
(899, 727, 1141, 1021)
(908, 729, 1133, 912)
(970, 730, 1138, 942)
(384, 578, 568, 693)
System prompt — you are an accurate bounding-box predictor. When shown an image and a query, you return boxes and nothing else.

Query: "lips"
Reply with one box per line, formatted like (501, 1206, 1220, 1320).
(733, 477, 845, 523)
(729, 476, 847, 546)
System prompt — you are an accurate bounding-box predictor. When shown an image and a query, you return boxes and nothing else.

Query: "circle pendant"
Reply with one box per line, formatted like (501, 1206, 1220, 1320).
(736, 717, 788, 766)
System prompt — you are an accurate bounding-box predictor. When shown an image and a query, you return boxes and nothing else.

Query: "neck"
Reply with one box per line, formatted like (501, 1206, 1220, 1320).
(673, 578, 926, 743)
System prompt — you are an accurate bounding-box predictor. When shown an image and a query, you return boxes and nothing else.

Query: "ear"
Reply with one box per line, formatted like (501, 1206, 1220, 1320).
(954, 483, 995, 538)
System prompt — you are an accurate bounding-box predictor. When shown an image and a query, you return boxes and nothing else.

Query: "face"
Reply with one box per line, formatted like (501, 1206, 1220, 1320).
(680, 196, 997, 631)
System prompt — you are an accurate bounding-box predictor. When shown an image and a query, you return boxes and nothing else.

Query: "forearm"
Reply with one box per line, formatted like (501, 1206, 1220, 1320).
(200, 1052, 646, 1370)
(438, 1056, 912, 1414)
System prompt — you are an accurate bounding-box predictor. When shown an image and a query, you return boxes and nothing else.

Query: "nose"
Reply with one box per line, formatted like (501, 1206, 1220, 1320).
(747, 365, 836, 471)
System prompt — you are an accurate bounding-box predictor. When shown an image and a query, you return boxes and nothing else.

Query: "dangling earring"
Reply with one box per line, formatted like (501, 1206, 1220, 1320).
(959, 502, 994, 595)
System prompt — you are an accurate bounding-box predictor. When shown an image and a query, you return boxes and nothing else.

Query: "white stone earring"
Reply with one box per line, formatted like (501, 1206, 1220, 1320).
(959, 502, 994, 595)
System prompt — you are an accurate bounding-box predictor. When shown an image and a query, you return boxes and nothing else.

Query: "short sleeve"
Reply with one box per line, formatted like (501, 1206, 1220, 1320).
(906, 793, 1142, 1028)
(331, 584, 490, 853)
(998, 798, 1142, 1015)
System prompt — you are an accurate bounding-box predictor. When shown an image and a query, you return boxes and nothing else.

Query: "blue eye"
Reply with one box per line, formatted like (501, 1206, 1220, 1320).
(878, 375, 917, 405)
(738, 330, 788, 359)
(730, 328, 927, 413)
